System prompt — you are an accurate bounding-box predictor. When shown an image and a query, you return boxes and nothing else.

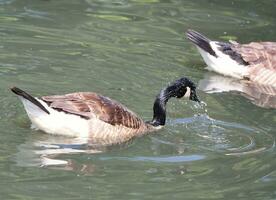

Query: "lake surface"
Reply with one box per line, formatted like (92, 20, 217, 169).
(1, 0, 276, 199)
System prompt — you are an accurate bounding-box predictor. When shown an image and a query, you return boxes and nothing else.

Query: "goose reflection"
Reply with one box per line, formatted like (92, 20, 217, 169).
(14, 133, 130, 173)
(198, 73, 276, 108)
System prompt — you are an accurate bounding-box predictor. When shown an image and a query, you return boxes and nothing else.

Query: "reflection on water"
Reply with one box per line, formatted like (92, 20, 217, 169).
(15, 133, 129, 169)
(15, 136, 99, 168)
(198, 73, 276, 108)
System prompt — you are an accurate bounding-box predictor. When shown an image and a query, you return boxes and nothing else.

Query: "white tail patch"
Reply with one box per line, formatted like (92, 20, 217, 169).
(19, 97, 89, 138)
(197, 42, 248, 79)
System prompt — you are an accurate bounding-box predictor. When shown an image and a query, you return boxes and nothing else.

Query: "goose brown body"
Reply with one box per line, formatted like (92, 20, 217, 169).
(42, 92, 145, 129)
(41, 92, 151, 144)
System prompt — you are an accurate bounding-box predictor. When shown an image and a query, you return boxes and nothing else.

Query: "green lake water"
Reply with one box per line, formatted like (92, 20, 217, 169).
(0, 0, 276, 199)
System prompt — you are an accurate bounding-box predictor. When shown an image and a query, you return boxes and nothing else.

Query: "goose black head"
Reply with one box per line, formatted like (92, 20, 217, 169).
(166, 77, 200, 102)
(150, 77, 200, 127)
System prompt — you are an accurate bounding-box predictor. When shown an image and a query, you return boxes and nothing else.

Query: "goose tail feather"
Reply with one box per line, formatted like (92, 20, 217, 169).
(186, 29, 217, 57)
(10, 87, 50, 114)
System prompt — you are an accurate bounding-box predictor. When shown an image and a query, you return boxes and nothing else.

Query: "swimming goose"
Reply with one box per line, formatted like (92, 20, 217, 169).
(186, 29, 276, 87)
(11, 77, 200, 145)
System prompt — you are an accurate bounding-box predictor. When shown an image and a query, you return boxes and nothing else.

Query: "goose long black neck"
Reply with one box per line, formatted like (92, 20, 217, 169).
(148, 77, 200, 127)
(150, 88, 170, 126)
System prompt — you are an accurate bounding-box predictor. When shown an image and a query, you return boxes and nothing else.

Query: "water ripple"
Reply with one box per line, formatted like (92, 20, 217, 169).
(169, 114, 275, 156)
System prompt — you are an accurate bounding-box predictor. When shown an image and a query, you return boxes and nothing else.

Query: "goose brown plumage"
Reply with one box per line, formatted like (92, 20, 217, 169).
(11, 77, 200, 145)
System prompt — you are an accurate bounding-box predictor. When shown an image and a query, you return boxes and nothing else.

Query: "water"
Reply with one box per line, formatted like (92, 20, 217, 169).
(1, 0, 276, 199)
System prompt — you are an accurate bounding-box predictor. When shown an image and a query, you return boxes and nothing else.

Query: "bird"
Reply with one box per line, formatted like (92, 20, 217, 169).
(186, 29, 276, 87)
(11, 77, 200, 145)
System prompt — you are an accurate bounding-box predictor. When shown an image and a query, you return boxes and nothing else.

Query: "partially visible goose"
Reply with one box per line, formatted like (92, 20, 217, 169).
(11, 77, 200, 145)
(186, 29, 276, 87)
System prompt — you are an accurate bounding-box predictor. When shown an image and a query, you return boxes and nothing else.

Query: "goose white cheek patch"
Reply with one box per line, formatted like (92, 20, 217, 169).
(184, 87, 191, 98)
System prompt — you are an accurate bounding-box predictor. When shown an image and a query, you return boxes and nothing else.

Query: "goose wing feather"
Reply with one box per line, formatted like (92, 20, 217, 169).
(41, 92, 143, 129)
(232, 42, 276, 70)
(232, 42, 276, 85)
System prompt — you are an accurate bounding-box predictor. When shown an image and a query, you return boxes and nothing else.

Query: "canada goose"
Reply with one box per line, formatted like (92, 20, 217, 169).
(11, 77, 200, 145)
(186, 29, 276, 87)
